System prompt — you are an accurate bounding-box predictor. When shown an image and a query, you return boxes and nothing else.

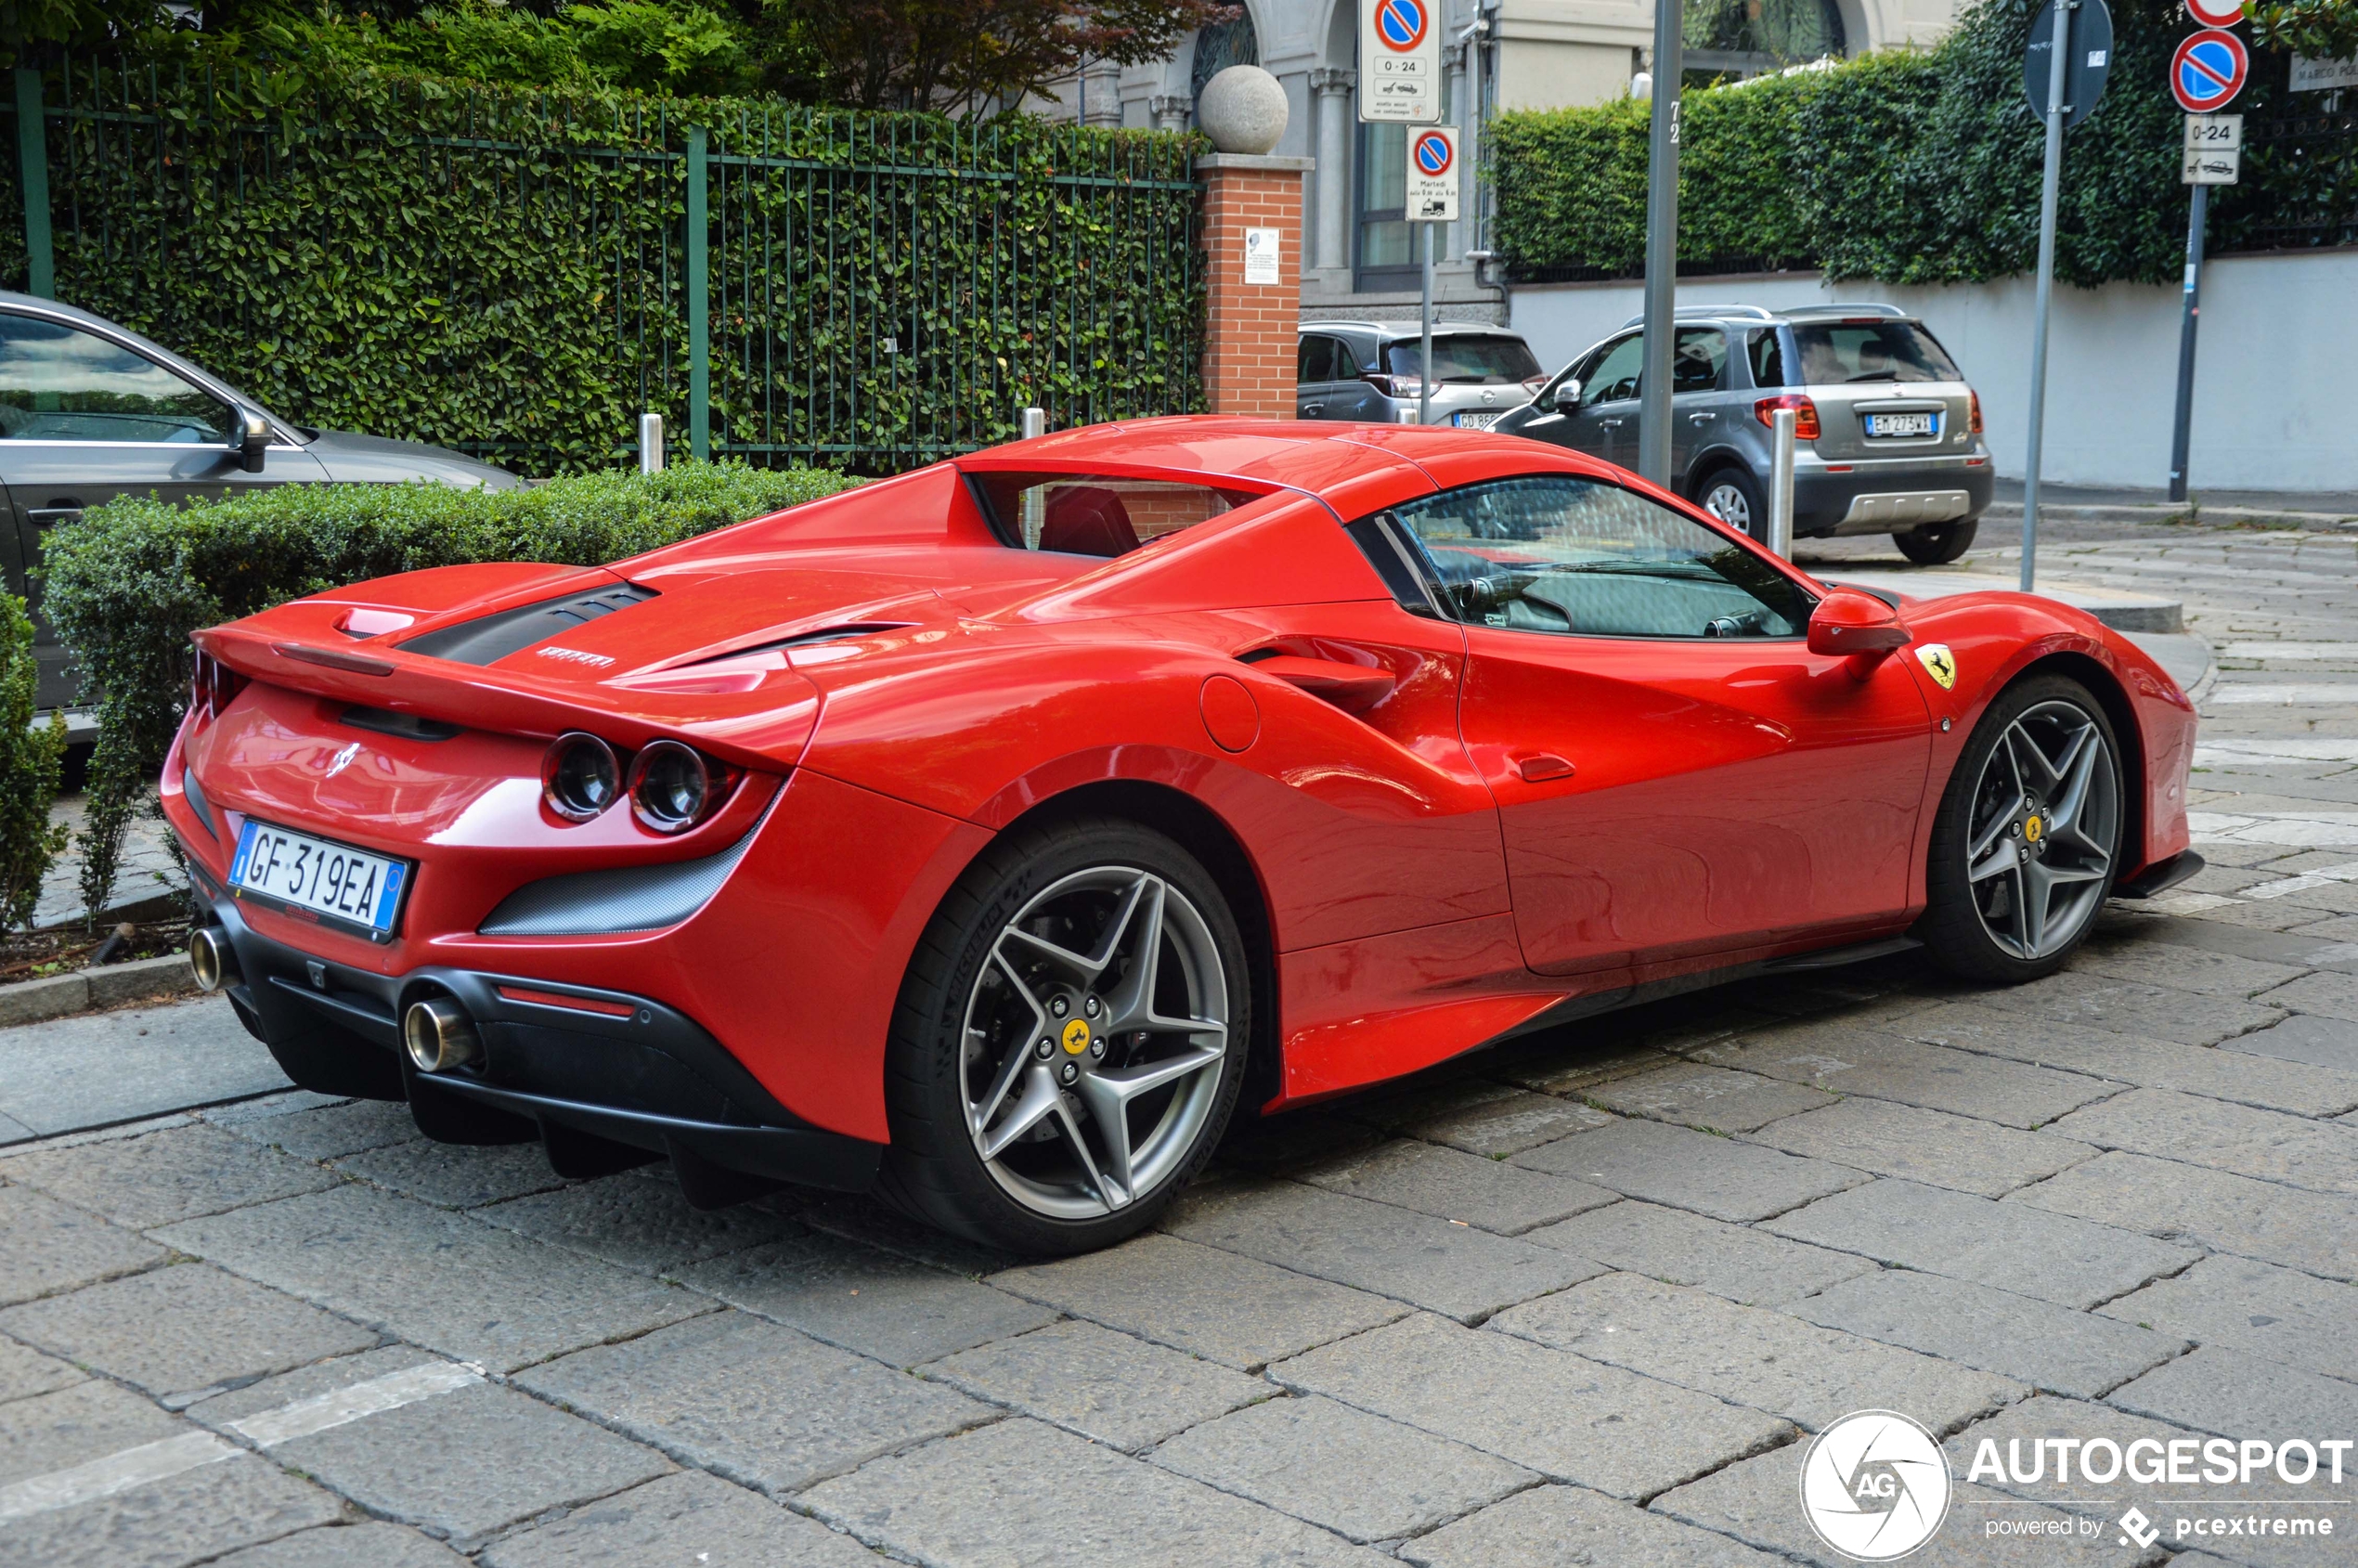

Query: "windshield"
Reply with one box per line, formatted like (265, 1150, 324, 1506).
(1791, 321, 1963, 385)
(1384, 335, 1543, 384)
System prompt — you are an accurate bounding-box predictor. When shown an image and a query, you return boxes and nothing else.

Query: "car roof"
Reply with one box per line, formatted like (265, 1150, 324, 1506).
(1301, 320, 1528, 343)
(1609, 303, 1917, 331)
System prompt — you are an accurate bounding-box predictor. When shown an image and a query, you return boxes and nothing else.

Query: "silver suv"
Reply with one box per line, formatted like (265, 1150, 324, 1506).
(1494, 305, 1993, 564)
(1296, 322, 1546, 429)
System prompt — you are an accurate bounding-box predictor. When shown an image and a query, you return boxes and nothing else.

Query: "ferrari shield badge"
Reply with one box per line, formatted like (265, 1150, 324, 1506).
(1916, 643, 1958, 691)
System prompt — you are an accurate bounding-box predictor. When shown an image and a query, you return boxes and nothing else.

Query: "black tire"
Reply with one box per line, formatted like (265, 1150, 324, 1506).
(875, 816, 1250, 1255)
(1895, 519, 1977, 564)
(1692, 465, 1766, 537)
(1918, 674, 2123, 984)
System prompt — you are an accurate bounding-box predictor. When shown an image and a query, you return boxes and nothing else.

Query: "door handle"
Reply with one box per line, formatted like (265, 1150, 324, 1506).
(1302, 405, 1325, 418)
(1516, 753, 1576, 783)
(1598, 418, 1624, 430)
(28, 505, 84, 525)
(1688, 411, 1717, 423)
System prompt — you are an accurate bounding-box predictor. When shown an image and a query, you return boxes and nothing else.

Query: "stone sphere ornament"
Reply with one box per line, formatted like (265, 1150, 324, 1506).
(1197, 65, 1289, 155)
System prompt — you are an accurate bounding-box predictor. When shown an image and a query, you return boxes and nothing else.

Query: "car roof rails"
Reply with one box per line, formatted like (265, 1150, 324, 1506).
(1776, 304, 1911, 319)
(1613, 304, 1779, 329)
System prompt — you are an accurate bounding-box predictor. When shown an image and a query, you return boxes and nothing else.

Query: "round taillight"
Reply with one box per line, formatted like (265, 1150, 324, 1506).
(542, 732, 622, 823)
(628, 740, 719, 834)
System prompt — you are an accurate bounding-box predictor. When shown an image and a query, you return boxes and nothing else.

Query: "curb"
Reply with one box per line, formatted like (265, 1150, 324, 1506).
(1985, 503, 2358, 529)
(0, 953, 200, 1030)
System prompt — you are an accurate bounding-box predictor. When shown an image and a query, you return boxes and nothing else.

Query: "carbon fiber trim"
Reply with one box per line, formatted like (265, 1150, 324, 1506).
(477, 786, 778, 936)
(182, 768, 219, 842)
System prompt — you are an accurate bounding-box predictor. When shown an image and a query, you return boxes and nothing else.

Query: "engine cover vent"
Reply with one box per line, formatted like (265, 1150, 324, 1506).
(398, 583, 657, 667)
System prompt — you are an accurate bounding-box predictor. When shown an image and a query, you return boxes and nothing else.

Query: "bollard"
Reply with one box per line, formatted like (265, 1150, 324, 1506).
(1021, 406, 1047, 441)
(1767, 407, 1795, 560)
(638, 412, 664, 475)
(1019, 407, 1047, 549)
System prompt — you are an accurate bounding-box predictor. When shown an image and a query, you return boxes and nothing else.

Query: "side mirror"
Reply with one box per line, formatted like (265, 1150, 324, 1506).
(238, 408, 271, 473)
(1807, 588, 1911, 667)
(1551, 378, 1582, 412)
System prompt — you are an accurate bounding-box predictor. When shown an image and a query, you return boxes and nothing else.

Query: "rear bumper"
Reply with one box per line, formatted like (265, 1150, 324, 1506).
(189, 865, 881, 1192)
(1794, 460, 1995, 535)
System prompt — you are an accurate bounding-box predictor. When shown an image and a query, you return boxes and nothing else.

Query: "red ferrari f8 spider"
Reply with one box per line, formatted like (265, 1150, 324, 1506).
(165, 419, 2200, 1252)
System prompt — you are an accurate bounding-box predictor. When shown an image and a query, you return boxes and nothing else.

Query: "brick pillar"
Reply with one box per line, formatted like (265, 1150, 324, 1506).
(1198, 152, 1313, 419)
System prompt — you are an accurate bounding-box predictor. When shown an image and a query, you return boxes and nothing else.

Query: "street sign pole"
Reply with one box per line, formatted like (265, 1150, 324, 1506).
(1638, 0, 1682, 486)
(2167, 32, 2250, 501)
(2167, 182, 2207, 503)
(1420, 221, 1435, 424)
(2020, 0, 2076, 594)
(1405, 125, 1459, 426)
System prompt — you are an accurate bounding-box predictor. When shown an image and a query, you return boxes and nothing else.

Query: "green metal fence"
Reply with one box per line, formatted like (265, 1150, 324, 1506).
(0, 60, 1206, 474)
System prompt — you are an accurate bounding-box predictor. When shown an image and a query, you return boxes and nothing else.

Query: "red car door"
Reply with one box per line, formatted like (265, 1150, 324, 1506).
(1384, 473, 1933, 978)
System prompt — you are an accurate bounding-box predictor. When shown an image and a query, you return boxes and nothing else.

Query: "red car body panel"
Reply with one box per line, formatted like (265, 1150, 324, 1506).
(165, 419, 2196, 1154)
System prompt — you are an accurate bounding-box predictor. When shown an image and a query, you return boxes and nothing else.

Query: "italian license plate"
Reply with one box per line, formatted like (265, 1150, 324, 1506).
(1454, 409, 1502, 428)
(228, 820, 410, 940)
(1866, 410, 1938, 438)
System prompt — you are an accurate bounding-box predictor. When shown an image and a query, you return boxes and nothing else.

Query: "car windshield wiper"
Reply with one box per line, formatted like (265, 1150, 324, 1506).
(1846, 371, 1899, 382)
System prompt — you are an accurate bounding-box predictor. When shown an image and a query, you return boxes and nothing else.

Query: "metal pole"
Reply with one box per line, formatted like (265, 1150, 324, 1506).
(1020, 406, 1047, 548)
(2020, 0, 2074, 594)
(686, 125, 710, 462)
(1637, 0, 1683, 486)
(13, 69, 53, 299)
(1768, 408, 1796, 559)
(2167, 182, 2208, 504)
(1021, 406, 1046, 440)
(638, 412, 664, 474)
(1419, 221, 1435, 425)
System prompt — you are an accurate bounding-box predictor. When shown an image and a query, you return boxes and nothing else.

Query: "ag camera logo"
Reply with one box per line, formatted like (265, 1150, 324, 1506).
(1800, 1409, 1954, 1561)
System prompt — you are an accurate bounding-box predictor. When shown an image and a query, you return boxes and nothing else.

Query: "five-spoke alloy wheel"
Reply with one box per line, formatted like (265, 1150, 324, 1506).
(879, 818, 1249, 1253)
(1920, 675, 2123, 981)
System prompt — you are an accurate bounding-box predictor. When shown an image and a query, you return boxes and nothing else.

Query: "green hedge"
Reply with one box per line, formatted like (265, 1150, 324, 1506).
(43, 460, 853, 922)
(0, 58, 1205, 476)
(1491, 0, 2311, 286)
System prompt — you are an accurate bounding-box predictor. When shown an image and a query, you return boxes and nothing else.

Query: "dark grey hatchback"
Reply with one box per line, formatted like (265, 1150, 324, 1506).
(0, 292, 519, 714)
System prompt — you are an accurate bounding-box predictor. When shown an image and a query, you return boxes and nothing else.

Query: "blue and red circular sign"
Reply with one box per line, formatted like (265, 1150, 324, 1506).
(1376, 0, 1429, 52)
(2171, 30, 2248, 112)
(1412, 130, 1453, 176)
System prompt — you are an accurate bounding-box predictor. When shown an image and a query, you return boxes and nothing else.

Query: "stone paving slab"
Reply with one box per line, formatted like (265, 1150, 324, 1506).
(1581, 1062, 1837, 1133)
(480, 1471, 887, 1567)
(0, 1377, 186, 1483)
(2105, 1344, 2358, 1444)
(803, 1417, 1388, 1567)
(2046, 1087, 2358, 1193)
(1767, 1178, 2202, 1308)
(1149, 1393, 1535, 1543)
(990, 1234, 1408, 1370)
(1512, 1117, 1868, 1223)
(2224, 1012, 2358, 1074)
(1743, 1097, 2096, 1199)
(1161, 1178, 1600, 1323)
(215, 1098, 421, 1160)
(1400, 1088, 1616, 1157)
(181, 1343, 449, 1432)
(1400, 1482, 1790, 1567)
(1902, 1003, 2358, 1118)
(919, 1317, 1272, 1453)
(515, 1312, 991, 1496)
(2010, 1150, 2358, 1281)
(2067, 943, 2315, 1000)
(0, 1184, 165, 1306)
(152, 1185, 711, 1372)
(330, 1140, 571, 1210)
(0, 1122, 343, 1228)
(0, 1336, 86, 1406)
(1966, 973, 2285, 1046)
(265, 1380, 672, 1549)
(674, 1229, 1058, 1367)
(214, 1522, 472, 1567)
(2095, 1253, 2358, 1383)
(1790, 1268, 2183, 1400)
(469, 1172, 805, 1276)
(1272, 1313, 1794, 1499)
(0, 998, 291, 1142)
(2257, 971, 2358, 1021)
(0, 1261, 379, 1406)
(1491, 1272, 2023, 1434)
(1692, 1026, 2117, 1129)
(1521, 1200, 1878, 1307)
(0, 1450, 343, 1568)
(1292, 1136, 1617, 1235)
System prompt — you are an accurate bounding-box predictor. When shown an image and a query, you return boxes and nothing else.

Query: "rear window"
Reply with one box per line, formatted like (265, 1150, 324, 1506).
(1384, 335, 1543, 384)
(1792, 321, 1963, 385)
(967, 473, 1257, 559)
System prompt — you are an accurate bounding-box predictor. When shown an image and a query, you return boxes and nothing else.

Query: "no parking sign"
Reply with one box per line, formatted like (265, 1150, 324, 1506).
(1359, 0, 1440, 123)
(1406, 127, 1458, 220)
(2171, 30, 2249, 113)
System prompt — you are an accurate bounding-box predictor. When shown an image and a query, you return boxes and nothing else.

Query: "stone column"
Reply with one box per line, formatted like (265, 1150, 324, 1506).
(1150, 95, 1192, 133)
(1308, 68, 1355, 278)
(1081, 63, 1122, 127)
(1198, 153, 1313, 417)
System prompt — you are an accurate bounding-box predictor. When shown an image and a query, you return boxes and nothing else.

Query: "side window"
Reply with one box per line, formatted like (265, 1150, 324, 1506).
(969, 473, 1256, 558)
(0, 314, 233, 443)
(1581, 335, 1644, 408)
(1331, 337, 1364, 377)
(1748, 329, 1785, 389)
(1389, 475, 1813, 640)
(1296, 335, 1334, 384)
(1672, 328, 1729, 393)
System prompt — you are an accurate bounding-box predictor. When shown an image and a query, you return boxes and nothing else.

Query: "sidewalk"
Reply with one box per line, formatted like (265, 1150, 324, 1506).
(1985, 479, 2358, 527)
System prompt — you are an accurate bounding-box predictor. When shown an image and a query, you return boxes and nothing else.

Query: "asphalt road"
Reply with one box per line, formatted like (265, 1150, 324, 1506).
(2, 519, 2353, 1568)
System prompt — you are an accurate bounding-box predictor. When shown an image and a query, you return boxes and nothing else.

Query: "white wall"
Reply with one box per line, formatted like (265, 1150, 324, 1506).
(1504, 249, 2358, 493)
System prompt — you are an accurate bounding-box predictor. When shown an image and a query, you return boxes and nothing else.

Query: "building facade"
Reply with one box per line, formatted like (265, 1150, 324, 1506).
(1037, 0, 1972, 327)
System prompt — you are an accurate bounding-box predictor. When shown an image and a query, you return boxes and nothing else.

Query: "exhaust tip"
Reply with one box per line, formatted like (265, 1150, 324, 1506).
(403, 998, 482, 1073)
(188, 927, 236, 993)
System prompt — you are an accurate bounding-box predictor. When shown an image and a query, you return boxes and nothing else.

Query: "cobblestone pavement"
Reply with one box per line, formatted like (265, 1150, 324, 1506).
(4, 521, 2355, 1568)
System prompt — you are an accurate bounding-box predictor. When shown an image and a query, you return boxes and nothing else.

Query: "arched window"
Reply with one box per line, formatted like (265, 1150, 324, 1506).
(1683, 0, 1846, 78)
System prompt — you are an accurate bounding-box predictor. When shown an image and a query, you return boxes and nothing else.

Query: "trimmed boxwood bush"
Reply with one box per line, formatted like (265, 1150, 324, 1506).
(43, 460, 854, 923)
